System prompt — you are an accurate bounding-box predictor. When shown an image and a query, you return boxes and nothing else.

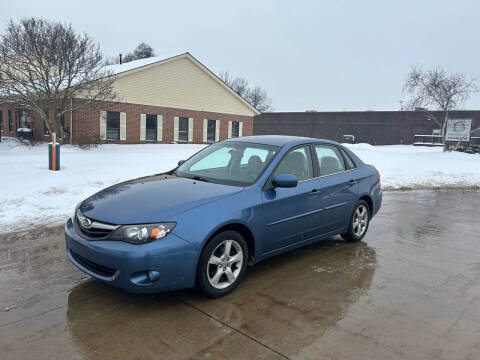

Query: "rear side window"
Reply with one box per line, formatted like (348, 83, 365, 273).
(314, 145, 346, 176)
(339, 148, 356, 169)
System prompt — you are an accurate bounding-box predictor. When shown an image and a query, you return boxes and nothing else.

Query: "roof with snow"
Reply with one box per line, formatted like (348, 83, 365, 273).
(104, 53, 260, 115)
(106, 56, 172, 75)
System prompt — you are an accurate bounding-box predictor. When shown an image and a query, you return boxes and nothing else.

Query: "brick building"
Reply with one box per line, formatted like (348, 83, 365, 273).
(0, 53, 259, 143)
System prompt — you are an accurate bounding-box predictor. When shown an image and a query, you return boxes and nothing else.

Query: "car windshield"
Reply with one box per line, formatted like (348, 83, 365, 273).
(175, 142, 280, 187)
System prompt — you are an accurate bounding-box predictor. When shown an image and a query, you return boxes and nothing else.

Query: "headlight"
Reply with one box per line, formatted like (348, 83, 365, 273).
(109, 223, 176, 244)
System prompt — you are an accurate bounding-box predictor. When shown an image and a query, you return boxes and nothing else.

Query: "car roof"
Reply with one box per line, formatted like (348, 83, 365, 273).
(222, 135, 340, 147)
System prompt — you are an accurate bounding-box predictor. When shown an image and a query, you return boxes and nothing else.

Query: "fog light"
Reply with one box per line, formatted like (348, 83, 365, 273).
(147, 270, 160, 282)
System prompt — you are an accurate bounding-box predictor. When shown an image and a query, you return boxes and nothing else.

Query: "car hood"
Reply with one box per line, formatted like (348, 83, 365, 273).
(79, 174, 243, 224)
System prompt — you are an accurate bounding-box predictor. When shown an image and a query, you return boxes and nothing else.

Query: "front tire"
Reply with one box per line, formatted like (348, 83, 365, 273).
(197, 231, 248, 298)
(341, 200, 370, 243)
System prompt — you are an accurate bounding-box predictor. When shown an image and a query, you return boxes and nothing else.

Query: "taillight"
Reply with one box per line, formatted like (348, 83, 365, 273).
(375, 170, 380, 181)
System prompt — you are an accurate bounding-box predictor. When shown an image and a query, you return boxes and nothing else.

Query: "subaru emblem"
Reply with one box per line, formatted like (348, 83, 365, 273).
(82, 217, 92, 228)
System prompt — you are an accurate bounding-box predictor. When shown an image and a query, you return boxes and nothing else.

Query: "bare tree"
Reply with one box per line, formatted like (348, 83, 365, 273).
(122, 52, 135, 63)
(219, 70, 273, 112)
(106, 43, 156, 65)
(0, 18, 116, 142)
(219, 71, 249, 97)
(245, 86, 272, 112)
(133, 42, 155, 59)
(218, 70, 232, 87)
(403, 65, 477, 139)
(104, 56, 118, 66)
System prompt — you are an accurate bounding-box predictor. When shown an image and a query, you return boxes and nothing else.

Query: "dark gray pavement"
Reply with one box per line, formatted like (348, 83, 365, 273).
(1, 191, 479, 359)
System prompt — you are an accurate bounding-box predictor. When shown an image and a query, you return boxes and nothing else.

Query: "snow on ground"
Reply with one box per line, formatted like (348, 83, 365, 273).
(344, 143, 480, 190)
(0, 138, 204, 233)
(0, 137, 479, 233)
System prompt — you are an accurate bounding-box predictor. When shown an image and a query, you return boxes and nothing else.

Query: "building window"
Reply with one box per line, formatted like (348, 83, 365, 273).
(106, 111, 120, 140)
(231, 121, 240, 138)
(146, 114, 157, 141)
(207, 119, 216, 142)
(8, 110, 13, 131)
(18, 109, 34, 129)
(178, 117, 189, 142)
(0, 110, 3, 131)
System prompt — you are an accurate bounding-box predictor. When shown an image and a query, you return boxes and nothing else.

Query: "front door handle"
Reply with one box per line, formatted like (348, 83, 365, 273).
(348, 179, 357, 185)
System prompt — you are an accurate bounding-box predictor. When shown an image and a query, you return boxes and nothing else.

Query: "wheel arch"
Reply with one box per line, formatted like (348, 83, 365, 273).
(211, 223, 255, 262)
(358, 194, 373, 214)
(197, 222, 256, 269)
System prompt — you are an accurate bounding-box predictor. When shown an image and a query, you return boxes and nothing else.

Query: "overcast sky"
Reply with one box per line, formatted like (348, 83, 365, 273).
(1, 0, 480, 111)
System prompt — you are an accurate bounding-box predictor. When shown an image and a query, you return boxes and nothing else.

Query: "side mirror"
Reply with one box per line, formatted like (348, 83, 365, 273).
(177, 160, 185, 166)
(273, 174, 298, 188)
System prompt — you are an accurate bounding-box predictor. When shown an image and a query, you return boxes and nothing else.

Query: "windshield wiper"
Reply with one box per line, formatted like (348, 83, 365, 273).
(174, 172, 209, 183)
(192, 176, 209, 182)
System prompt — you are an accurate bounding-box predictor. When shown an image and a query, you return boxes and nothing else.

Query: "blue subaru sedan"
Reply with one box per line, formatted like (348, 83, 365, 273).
(65, 135, 382, 297)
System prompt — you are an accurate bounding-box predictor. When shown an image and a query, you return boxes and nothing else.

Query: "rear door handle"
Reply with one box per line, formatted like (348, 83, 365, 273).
(309, 189, 320, 195)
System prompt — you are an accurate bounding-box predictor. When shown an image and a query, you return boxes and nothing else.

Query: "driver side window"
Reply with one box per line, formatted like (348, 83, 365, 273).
(272, 146, 313, 181)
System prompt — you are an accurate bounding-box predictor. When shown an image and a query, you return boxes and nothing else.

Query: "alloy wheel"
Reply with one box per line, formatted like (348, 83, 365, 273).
(352, 204, 369, 237)
(207, 239, 243, 289)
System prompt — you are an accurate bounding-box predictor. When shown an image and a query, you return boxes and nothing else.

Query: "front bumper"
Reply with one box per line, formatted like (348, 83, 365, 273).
(65, 218, 198, 293)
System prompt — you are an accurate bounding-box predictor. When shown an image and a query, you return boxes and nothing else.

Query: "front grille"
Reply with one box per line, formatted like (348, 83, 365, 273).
(76, 217, 113, 239)
(75, 210, 117, 240)
(70, 250, 116, 277)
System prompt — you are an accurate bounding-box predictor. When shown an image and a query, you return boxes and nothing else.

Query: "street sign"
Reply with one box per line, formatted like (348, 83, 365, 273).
(445, 119, 472, 142)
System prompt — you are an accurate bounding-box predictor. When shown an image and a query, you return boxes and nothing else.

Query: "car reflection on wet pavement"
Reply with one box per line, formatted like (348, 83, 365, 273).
(1, 191, 480, 360)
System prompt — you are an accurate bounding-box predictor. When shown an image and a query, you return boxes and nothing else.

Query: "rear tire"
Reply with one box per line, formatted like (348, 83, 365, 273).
(197, 231, 248, 298)
(341, 200, 370, 243)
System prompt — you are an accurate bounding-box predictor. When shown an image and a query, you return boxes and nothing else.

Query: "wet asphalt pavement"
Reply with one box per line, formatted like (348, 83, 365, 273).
(1, 190, 480, 360)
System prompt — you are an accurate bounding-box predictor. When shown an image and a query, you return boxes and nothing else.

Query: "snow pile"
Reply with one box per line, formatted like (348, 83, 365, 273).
(0, 137, 479, 233)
